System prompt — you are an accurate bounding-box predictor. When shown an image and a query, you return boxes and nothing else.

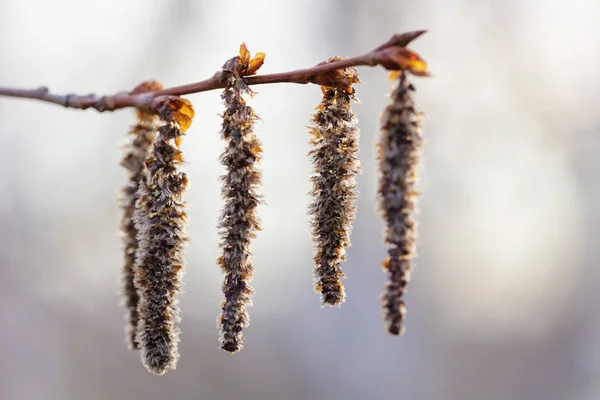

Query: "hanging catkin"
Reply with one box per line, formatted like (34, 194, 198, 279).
(133, 97, 194, 374)
(120, 81, 163, 350)
(377, 71, 423, 335)
(308, 61, 360, 306)
(217, 44, 265, 353)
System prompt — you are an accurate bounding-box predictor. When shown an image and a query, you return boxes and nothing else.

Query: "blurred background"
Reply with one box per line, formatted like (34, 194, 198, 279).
(1, 0, 599, 399)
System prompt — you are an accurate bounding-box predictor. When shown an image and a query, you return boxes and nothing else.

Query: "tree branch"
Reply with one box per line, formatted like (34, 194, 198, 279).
(0, 30, 427, 113)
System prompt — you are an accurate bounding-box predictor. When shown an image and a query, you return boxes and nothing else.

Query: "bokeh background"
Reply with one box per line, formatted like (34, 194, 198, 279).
(1, 0, 599, 399)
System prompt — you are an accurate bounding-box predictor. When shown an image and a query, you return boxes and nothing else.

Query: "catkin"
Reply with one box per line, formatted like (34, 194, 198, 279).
(308, 84, 360, 306)
(120, 81, 163, 350)
(120, 111, 160, 349)
(377, 71, 423, 335)
(132, 103, 190, 374)
(217, 77, 262, 353)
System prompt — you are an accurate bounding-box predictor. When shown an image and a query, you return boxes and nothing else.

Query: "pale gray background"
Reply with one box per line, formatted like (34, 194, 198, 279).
(1, 0, 599, 399)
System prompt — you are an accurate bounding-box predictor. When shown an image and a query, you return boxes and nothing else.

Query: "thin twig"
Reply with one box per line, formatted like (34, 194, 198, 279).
(0, 30, 427, 112)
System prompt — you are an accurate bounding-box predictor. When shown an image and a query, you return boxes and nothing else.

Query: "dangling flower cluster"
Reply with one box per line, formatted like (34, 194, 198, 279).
(377, 71, 424, 335)
(131, 95, 194, 374)
(120, 81, 163, 350)
(107, 35, 431, 375)
(217, 44, 265, 353)
(308, 58, 361, 306)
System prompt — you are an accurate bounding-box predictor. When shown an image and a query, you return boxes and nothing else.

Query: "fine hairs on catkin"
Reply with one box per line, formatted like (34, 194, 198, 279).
(217, 45, 265, 353)
(132, 98, 194, 374)
(308, 59, 361, 306)
(377, 71, 423, 335)
(120, 81, 163, 350)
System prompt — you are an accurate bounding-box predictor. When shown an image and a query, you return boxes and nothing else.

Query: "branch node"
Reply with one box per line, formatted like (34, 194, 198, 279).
(104, 96, 116, 111)
(64, 94, 74, 108)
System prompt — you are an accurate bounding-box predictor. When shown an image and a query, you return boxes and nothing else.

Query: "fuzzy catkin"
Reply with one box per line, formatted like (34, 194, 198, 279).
(217, 80, 262, 354)
(308, 87, 360, 306)
(377, 72, 423, 335)
(120, 111, 160, 350)
(132, 107, 189, 374)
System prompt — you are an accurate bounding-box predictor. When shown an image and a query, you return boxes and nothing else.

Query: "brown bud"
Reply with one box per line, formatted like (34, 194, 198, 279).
(376, 46, 432, 77)
(222, 43, 266, 77)
(309, 57, 360, 93)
